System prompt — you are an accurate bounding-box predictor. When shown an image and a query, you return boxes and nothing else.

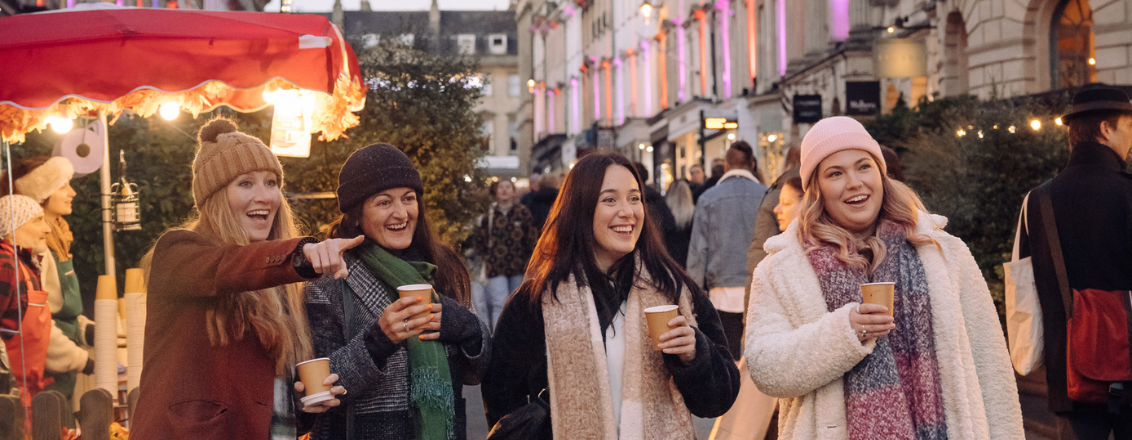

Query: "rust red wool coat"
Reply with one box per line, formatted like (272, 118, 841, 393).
(131, 230, 313, 440)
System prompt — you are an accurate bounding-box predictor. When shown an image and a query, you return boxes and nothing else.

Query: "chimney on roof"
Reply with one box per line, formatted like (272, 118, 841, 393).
(359, 0, 371, 11)
(429, 0, 440, 52)
(331, 0, 343, 29)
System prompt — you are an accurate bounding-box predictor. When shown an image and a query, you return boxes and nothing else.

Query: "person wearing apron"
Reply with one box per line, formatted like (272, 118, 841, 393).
(0, 195, 54, 410)
(11, 156, 94, 427)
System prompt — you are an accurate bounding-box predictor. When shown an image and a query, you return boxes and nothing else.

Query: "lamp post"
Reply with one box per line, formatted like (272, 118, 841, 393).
(640, 1, 653, 25)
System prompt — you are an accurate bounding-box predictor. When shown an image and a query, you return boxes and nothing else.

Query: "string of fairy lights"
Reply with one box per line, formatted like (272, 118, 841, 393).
(954, 117, 1065, 138)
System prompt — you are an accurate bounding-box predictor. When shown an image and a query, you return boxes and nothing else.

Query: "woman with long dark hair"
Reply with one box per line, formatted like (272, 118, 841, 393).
(482, 152, 740, 439)
(303, 143, 489, 440)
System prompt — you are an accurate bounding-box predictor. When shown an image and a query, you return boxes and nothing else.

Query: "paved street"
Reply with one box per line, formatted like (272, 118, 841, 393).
(463, 385, 715, 439)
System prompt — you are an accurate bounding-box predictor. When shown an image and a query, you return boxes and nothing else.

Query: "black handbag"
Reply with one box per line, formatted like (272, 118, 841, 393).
(486, 389, 551, 440)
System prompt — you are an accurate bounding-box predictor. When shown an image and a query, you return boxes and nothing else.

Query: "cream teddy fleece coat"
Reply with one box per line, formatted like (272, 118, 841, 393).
(744, 213, 1024, 440)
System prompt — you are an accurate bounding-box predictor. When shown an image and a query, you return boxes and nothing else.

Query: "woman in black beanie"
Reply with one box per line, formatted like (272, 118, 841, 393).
(302, 143, 490, 440)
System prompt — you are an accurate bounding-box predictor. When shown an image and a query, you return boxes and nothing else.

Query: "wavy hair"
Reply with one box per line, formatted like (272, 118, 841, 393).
(327, 192, 471, 306)
(514, 153, 704, 328)
(797, 153, 936, 273)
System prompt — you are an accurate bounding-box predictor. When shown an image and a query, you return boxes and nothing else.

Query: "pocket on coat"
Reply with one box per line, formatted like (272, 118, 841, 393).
(168, 399, 228, 423)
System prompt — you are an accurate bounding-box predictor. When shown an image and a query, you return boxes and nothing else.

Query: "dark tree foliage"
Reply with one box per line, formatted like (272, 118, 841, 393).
(865, 95, 1070, 316)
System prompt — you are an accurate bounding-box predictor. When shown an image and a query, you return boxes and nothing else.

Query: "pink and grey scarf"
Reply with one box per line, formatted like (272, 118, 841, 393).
(806, 220, 948, 440)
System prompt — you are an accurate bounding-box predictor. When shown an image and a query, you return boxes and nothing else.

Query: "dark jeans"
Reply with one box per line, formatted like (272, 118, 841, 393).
(1062, 407, 1132, 440)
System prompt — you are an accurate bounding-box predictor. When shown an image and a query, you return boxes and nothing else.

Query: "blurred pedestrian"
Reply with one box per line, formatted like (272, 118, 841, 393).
(746, 116, 1023, 439)
(688, 164, 706, 191)
(746, 147, 801, 295)
(519, 172, 541, 209)
(665, 179, 694, 268)
(693, 159, 726, 204)
(1017, 84, 1132, 438)
(134, 118, 350, 440)
(482, 152, 740, 439)
(634, 162, 678, 257)
(880, 146, 904, 181)
(687, 142, 767, 360)
(526, 173, 560, 232)
(303, 143, 490, 440)
(476, 178, 538, 327)
(772, 171, 803, 233)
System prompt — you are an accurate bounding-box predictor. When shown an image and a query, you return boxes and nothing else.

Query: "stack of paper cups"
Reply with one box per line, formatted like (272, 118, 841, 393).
(94, 275, 119, 400)
(123, 268, 146, 393)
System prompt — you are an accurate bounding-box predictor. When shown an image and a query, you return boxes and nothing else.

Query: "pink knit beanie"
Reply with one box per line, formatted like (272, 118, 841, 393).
(799, 116, 886, 191)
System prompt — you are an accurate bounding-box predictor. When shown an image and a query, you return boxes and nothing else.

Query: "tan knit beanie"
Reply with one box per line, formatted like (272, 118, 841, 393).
(191, 118, 284, 208)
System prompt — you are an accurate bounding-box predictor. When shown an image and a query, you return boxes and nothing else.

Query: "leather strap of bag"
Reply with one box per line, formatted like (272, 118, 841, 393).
(1036, 182, 1075, 316)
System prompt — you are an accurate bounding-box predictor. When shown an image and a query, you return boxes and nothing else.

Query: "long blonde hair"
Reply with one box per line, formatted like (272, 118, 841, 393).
(797, 154, 936, 273)
(147, 186, 313, 374)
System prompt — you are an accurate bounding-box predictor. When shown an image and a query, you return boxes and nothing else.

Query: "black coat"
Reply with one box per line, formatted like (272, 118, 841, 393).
(480, 281, 741, 430)
(643, 186, 679, 259)
(524, 187, 560, 232)
(1018, 141, 1132, 414)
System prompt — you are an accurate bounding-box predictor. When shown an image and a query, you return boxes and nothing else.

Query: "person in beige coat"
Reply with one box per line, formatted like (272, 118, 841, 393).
(744, 117, 1023, 440)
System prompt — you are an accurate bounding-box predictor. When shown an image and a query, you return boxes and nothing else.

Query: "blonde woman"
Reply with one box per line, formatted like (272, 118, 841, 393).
(745, 117, 1023, 439)
(664, 179, 694, 267)
(132, 118, 359, 440)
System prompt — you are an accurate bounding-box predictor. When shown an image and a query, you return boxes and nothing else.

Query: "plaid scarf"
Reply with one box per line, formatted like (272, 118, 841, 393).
(806, 220, 947, 440)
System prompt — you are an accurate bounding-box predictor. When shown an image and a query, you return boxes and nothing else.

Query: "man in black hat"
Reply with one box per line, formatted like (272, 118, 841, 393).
(1017, 84, 1132, 439)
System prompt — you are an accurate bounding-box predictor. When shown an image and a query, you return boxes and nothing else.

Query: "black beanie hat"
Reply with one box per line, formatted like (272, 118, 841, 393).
(337, 143, 424, 213)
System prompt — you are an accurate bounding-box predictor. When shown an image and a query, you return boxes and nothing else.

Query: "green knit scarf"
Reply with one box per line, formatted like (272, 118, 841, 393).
(355, 243, 455, 440)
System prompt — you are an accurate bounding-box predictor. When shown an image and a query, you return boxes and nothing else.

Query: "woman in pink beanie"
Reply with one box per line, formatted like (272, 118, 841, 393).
(744, 116, 1023, 439)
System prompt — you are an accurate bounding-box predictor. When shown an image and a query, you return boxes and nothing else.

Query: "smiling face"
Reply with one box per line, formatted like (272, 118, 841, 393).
(225, 170, 282, 243)
(43, 181, 76, 217)
(816, 149, 884, 239)
(361, 187, 419, 251)
(11, 214, 50, 252)
(774, 184, 803, 232)
(591, 165, 645, 273)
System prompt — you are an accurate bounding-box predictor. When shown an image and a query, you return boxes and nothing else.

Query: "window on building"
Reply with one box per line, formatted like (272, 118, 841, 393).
(480, 114, 495, 152)
(482, 74, 493, 96)
(457, 34, 476, 55)
(508, 74, 521, 96)
(362, 34, 379, 49)
(1051, 0, 1095, 89)
(488, 34, 508, 55)
(508, 115, 518, 152)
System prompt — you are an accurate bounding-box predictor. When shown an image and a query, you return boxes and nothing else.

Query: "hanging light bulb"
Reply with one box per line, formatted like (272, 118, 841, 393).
(956, 129, 966, 137)
(46, 115, 74, 134)
(159, 102, 180, 121)
(1008, 125, 1017, 133)
(1030, 119, 1041, 131)
(1055, 117, 1063, 126)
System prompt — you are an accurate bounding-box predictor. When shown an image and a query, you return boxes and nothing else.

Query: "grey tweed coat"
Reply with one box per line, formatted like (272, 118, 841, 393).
(304, 254, 490, 440)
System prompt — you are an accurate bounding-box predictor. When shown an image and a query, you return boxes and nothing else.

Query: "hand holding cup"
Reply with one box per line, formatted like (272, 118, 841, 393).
(295, 372, 346, 413)
(378, 296, 436, 344)
(849, 303, 895, 342)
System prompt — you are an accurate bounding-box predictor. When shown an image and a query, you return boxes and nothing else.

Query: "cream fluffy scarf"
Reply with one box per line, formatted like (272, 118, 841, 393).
(542, 263, 697, 440)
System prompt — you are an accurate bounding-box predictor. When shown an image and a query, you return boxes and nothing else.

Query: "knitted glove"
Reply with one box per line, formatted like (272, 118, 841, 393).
(437, 296, 485, 355)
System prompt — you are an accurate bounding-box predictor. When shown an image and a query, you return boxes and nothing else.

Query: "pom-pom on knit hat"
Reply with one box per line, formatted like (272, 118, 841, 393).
(799, 116, 886, 191)
(336, 143, 423, 213)
(14, 157, 74, 203)
(0, 195, 44, 239)
(191, 117, 284, 208)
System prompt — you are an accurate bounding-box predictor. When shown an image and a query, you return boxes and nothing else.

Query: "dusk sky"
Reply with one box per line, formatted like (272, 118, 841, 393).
(265, 0, 512, 13)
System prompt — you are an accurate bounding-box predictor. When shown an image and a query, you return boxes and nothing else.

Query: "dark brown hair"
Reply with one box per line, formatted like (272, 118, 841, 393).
(1069, 112, 1125, 146)
(328, 193, 471, 306)
(513, 153, 704, 328)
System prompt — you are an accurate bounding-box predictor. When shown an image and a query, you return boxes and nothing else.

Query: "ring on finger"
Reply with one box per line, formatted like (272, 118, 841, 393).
(403, 320, 410, 333)
(860, 328, 867, 339)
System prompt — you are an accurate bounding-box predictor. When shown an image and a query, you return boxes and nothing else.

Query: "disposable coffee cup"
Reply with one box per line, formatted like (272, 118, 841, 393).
(397, 284, 435, 321)
(296, 358, 332, 396)
(644, 305, 680, 351)
(860, 282, 895, 316)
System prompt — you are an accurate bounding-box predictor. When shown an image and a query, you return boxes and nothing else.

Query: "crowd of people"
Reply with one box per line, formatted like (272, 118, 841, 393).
(0, 85, 1128, 440)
